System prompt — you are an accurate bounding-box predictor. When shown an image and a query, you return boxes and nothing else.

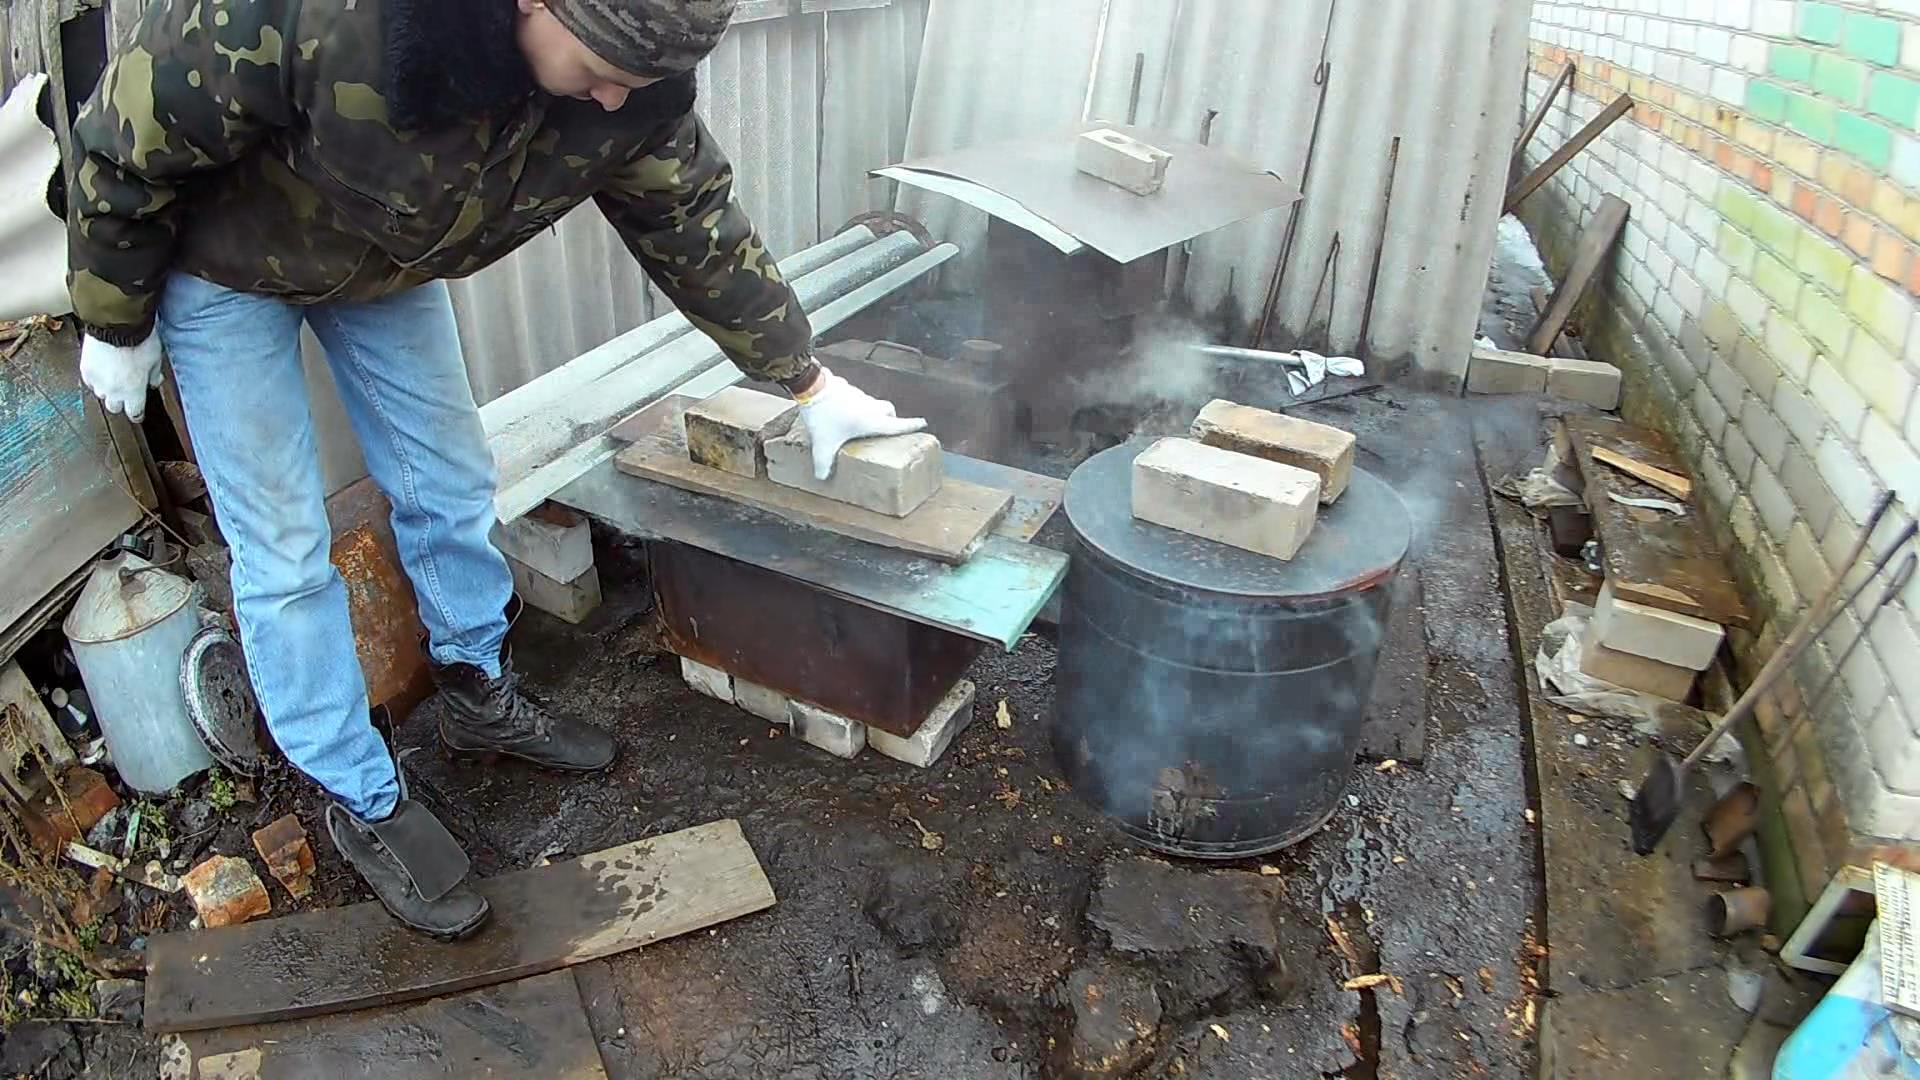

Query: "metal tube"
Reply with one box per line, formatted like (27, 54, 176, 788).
(1081, 0, 1117, 123)
(1189, 343, 1307, 370)
(482, 225, 880, 433)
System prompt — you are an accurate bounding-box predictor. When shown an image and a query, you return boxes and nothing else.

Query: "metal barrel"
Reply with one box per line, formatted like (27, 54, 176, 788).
(1053, 440, 1411, 859)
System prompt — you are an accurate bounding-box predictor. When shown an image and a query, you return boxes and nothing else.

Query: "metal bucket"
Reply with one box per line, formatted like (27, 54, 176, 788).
(63, 554, 213, 793)
(1053, 440, 1411, 859)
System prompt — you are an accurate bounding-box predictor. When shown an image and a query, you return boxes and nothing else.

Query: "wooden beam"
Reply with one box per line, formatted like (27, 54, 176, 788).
(1527, 195, 1631, 357)
(1510, 62, 1576, 188)
(1591, 445, 1693, 501)
(1505, 94, 1635, 214)
(144, 819, 775, 1033)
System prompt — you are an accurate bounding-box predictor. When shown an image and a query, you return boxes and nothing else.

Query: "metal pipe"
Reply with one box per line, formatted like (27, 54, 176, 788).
(1081, 0, 1117, 124)
(1251, 0, 1340, 349)
(481, 225, 881, 433)
(1189, 343, 1308, 370)
(1126, 53, 1146, 125)
(1358, 136, 1402, 361)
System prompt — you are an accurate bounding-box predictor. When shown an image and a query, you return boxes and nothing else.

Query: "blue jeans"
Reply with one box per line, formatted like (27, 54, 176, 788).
(158, 275, 513, 821)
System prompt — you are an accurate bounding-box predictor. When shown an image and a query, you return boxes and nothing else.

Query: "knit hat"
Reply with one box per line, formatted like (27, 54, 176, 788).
(544, 0, 736, 78)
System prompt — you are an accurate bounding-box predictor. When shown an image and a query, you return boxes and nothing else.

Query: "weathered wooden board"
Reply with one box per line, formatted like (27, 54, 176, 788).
(611, 396, 1012, 564)
(1567, 416, 1750, 627)
(146, 819, 775, 1034)
(556, 457, 1067, 651)
(177, 971, 607, 1078)
(1528, 195, 1630, 357)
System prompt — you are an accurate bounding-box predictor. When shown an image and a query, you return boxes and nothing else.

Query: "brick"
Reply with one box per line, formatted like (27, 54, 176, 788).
(1732, 332, 1782, 400)
(1753, 252, 1801, 309)
(1593, 578, 1729, 670)
(1781, 445, 1841, 536)
(1547, 358, 1624, 410)
(1796, 233, 1854, 296)
(680, 655, 734, 704)
(20, 767, 119, 853)
(1897, 136, 1920, 189)
(1751, 461, 1797, 542)
(1909, 23, 1920, 73)
(1693, 378, 1731, 442)
(1719, 225, 1759, 279)
(1871, 233, 1913, 283)
(867, 679, 976, 769)
(1132, 438, 1320, 561)
(1578, 619, 1699, 701)
(1753, 201, 1803, 257)
(1785, 91, 1837, 143)
(1075, 129, 1172, 196)
(765, 431, 943, 517)
(1817, 433, 1884, 522)
(1467, 347, 1549, 396)
(1743, 396, 1792, 468)
(1756, 0, 1794, 36)
(1712, 68, 1749, 106)
(182, 855, 272, 929)
(250, 814, 316, 900)
(1776, 133, 1821, 178)
(1845, 214, 1877, 257)
(732, 679, 792, 726)
(1811, 53, 1867, 105)
(1786, 519, 1833, 600)
(1846, 265, 1914, 348)
(1844, 164, 1879, 209)
(790, 700, 867, 760)
(1810, 356, 1871, 436)
(1191, 399, 1357, 504)
(1869, 73, 1920, 130)
(1782, 787, 1832, 904)
(1844, 331, 1917, 422)
(1797, 286, 1855, 358)
(1839, 115, 1896, 170)
(1862, 413, 1920, 501)
(1842, 12, 1904, 66)
(507, 558, 601, 625)
(1769, 43, 1817, 83)
(493, 502, 593, 585)
(1868, 597, 1920, 715)
(683, 386, 799, 479)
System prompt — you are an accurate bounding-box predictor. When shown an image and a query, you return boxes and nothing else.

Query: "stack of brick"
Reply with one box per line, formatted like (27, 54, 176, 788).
(1468, 346, 1625, 409)
(1129, 400, 1357, 562)
(1521, 0, 1920, 924)
(1579, 580, 1730, 701)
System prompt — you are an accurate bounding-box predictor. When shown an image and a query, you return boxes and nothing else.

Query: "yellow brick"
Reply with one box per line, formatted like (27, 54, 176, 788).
(1632, 76, 1652, 100)
(1673, 92, 1702, 121)
(1822, 155, 1851, 193)
(1737, 117, 1776, 156)
(1776, 134, 1821, 179)
(1844, 333, 1917, 422)
(1612, 67, 1632, 92)
(1711, 106, 1740, 138)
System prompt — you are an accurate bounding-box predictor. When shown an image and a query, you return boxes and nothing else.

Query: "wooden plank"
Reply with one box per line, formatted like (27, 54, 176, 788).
(1505, 94, 1634, 214)
(554, 457, 1066, 651)
(1510, 61, 1576, 187)
(610, 397, 1012, 565)
(1566, 416, 1750, 627)
(1527, 195, 1631, 356)
(145, 818, 775, 1034)
(941, 454, 1063, 543)
(1527, 285, 1591, 361)
(178, 971, 607, 1079)
(1591, 444, 1693, 500)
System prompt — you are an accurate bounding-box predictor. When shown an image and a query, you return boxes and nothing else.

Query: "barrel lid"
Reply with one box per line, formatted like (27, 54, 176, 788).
(62, 553, 197, 645)
(1064, 438, 1412, 600)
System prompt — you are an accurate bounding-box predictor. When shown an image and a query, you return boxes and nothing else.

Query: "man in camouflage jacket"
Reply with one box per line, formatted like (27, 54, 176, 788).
(67, 0, 923, 938)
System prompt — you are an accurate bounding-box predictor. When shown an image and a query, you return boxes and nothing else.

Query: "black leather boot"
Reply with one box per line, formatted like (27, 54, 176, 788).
(325, 761, 489, 940)
(434, 650, 617, 772)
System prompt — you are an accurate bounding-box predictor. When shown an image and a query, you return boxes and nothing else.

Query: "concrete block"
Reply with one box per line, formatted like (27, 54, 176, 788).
(1075, 128, 1172, 195)
(734, 678, 792, 725)
(492, 502, 593, 584)
(1131, 437, 1320, 561)
(181, 855, 271, 929)
(765, 430, 943, 517)
(507, 558, 601, 625)
(684, 387, 798, 479)
(868, 679, 976, 769)
(790, 700, 867, 760)
(1579, 621, 1698, 702)
(1593, 578, 1727, 671)
(1191, 399, 1356, 504)
(680, 656, 734, 704)
(1547, 358, 1625, 410)
(1467, 348, 1550, 395)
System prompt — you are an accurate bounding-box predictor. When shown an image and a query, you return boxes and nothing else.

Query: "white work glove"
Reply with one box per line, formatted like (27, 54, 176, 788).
(795, 366, 927, 480)
(80, 333, 164, 423)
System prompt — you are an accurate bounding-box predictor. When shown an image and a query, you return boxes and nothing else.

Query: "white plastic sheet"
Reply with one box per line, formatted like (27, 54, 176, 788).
(0, 75, 71, 321)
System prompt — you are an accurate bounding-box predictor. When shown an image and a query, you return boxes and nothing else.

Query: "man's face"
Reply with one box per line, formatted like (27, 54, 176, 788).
(515, 0, 661, 111)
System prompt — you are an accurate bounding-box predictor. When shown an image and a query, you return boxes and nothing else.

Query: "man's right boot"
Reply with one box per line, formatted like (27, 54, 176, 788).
(325, 760, 489, 940)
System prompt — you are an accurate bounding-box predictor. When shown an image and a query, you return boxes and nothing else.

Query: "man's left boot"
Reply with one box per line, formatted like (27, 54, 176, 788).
(434, 649, 616, 771)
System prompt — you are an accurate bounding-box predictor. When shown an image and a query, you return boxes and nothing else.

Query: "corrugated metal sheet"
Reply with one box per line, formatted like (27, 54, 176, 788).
(897, 0, 1531, 376)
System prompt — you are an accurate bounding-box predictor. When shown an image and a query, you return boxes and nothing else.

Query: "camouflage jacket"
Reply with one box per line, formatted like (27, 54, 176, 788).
(66, 0, 814, 383)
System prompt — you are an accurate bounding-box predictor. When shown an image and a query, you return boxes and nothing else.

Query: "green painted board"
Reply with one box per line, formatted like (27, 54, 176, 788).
(556, 458, 1066, 651)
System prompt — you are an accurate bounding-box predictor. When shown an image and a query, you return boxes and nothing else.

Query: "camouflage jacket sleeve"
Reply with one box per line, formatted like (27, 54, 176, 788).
(595, 112, 815, 384)
(67, 0, 298, 344)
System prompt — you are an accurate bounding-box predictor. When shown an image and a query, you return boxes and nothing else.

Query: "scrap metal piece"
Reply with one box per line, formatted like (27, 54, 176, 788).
(180, 626, 267, 776)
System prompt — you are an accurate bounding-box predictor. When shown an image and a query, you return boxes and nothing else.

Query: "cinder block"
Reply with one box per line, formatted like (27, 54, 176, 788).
(1467, 348, 1550, 395)
(1547, 358, 1624, 410)
(868, 679, 976, 769)
(1579, 621, 1698, 702)
(680, 656, 734, 704)
(684, 387, 799, 479)
(1191, 399, 1357, 504)
(507, 557, 601, 625)
(492, 502, 594, 584)
(734, 678, 792, 725)
(1131, 437, 1320, 561)
(1592, 578, 1727, 671)
(765, 430, 943, 517)
(790, 700, 867, 759)
(1075, 128, 1173, 195)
